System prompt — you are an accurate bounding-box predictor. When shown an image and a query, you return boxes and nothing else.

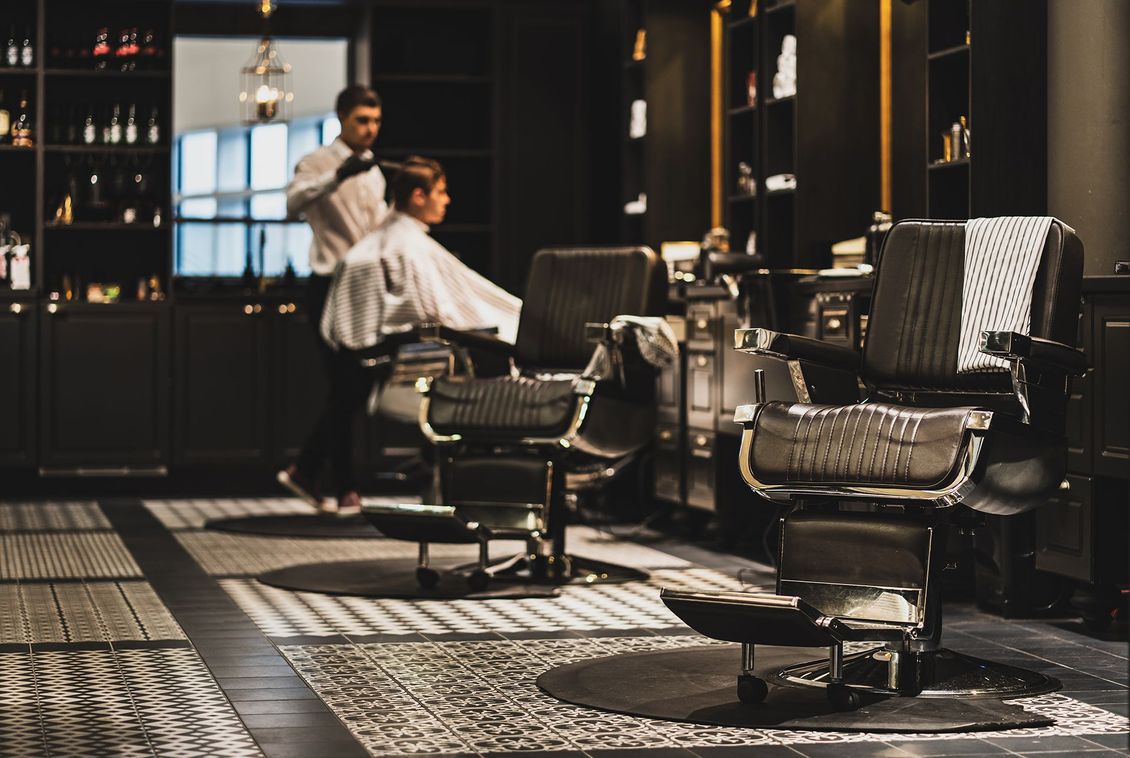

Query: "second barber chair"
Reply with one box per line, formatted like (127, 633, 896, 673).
(663, 218, 1086, 709)
(363, 246, 668, 590)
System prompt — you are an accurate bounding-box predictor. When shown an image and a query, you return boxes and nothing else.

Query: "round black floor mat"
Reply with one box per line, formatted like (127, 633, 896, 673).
(536, 644, 1054, 733)
(258, 558, 561, 599)
(206, 514, 380, 539)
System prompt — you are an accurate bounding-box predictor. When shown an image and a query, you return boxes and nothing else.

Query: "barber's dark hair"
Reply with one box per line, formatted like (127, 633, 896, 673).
(391, 156, 445, 209)
(335, 85, 381, 118)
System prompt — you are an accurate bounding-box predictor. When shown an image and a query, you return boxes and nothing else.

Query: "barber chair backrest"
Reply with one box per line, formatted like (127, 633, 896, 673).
(862, 219, 1083, 403)
(514, 246, 666, 371)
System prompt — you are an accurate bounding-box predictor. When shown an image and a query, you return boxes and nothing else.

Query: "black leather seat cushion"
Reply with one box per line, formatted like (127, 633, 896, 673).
(428, 375, 578, 438)
(750, 401, 978, 488)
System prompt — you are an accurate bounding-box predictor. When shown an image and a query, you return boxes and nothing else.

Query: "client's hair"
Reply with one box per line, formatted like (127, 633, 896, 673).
(390, 156, 445, 209)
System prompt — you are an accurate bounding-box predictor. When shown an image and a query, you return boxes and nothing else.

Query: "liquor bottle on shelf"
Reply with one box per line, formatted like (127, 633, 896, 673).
(0, 214, 30, 291)
(81, 156, 112, 221)
(20, 26, 33, 67)
(124, 103, 138, 145)
(0, 90, 9, 145)
(116, 27, 139, 71)
(63, 105, 79, 144)
(11, 91, 33, 148)
(139, 29, 158, 69)
(107, 103, 122, 144)
(93, 26, 111, 70)
(5, 27, 17, 67)
(82, 104, 97, 145)
(53, 160, 76, 226)
(145, 106, 160, 145)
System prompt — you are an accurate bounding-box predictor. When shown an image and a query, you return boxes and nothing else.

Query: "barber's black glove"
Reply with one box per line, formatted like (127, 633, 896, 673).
(335, 154, 376, 183)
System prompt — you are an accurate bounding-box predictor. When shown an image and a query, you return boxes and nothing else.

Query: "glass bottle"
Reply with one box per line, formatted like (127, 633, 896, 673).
(0, 89, 9, 144)
(124, 103, 138, 145)
(11, 91, 33, 147)
(5, 27, 17, 67)
(145, 106, 160, 145)
(93, 26, 110, 70)
(19, 25, 33, 67)
(82, 104, 97, 145)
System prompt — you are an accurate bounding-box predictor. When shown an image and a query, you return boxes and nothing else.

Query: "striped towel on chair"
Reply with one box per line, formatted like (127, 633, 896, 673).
(957, 216, 1055, 373)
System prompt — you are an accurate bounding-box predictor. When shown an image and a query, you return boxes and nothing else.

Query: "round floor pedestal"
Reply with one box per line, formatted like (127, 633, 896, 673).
(258, 558, 561, 600)
(206, 514, 380, 539)
(536, 644, 1056, 733)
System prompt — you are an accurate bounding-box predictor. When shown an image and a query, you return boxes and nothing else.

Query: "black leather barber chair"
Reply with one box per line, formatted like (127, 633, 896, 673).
(663, 219, 1086, 709)
(363, 246, 668, 590)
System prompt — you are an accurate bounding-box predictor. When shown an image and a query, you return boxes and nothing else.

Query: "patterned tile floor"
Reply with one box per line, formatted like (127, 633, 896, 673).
(0, 497, 1125, 757)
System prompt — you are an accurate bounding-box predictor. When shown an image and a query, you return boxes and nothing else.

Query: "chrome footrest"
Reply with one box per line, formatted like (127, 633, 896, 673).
(660, 590, 853, 647)
(361, 501, 545, 544)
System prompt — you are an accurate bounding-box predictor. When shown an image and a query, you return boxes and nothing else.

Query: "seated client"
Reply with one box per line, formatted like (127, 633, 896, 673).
(322, 156, 522, 351)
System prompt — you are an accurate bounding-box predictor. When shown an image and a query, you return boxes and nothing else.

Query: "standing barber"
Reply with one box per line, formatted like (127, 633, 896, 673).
(278, 85, 388, 515)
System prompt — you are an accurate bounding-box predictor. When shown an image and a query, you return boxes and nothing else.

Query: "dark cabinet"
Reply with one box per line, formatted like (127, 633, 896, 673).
(39, 303, 170, 471)
(174, 301, 330, 468)
(271, 303, 328, 464)
(1091, 299, 1129, 478)
(0, 301, 37, 466)
(174, 303, 271, 465)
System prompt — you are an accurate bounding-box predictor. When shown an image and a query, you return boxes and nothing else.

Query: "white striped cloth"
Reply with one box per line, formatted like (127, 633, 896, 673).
(582, 316, 679, 380)
(957, 216, 1055, 373)
(320, 211, 522, 351)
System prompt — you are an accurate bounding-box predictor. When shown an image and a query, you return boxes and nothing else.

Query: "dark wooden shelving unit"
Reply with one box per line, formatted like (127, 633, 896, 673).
(722, 0, 879, 272)
(616, 0, 710, 251)
(892, 0, 1047, 220)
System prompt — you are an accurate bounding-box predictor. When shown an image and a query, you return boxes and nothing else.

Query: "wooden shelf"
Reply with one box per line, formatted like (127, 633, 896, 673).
(727, 104, 757, 116)
(928, 44, 970, 61)
(727, 15, 758, 30)
(372, 73, 492, 84)
(44, 68, 170, 78)
(764, 94, 795, 106)
(728, 193, 757, 203)
(46, 145, 168, 154)
(45, 223, 168, 231)
(928, 157, 970, 170)
(0, 67, 39, 75)
(0, 145, 36, 153)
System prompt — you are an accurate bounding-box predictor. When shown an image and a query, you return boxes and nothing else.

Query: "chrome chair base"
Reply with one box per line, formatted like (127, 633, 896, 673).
(448, 552, 649, 587)
(773, 648, 1060, 700)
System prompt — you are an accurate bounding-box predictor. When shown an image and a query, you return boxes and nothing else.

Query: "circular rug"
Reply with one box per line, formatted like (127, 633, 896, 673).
(206, 514, 380, 539)
(258, 558, 560, 599)
(536, 644, 1055, 733)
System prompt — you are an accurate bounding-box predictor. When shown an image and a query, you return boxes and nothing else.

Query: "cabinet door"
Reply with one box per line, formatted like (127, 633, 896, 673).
(40, 304, 169, 469)
(654, 422, 683, 505)
(173, 303, 269, 465)
(271, 303, 329, 464)
(1065, 303, 1092, 474)
(1092, 300, 1129, 479)
(686, 430, 716, 511)
(687, 351, 717, 430)
(1036, 474, 1093, 582)
(0, 301, 36, 466)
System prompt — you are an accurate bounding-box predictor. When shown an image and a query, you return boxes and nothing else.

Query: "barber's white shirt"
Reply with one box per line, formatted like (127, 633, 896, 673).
(286, 137, 389, 276)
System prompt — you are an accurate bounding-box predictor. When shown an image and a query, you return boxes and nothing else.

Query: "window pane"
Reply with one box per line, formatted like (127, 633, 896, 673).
(250, 123, 288, 190)
(215, 223, 248, 276)
(217, 130, 249, 192)
(321, 117, 340, 146)
(288, 120, 321, 180)
(250, 191, 287, 220)
(177, 224, 215, 275)
(284, 225, 313, 276)
(180, 197, 218, 219)
(179, 131, 218, 195)
(218, 197, 246, 220)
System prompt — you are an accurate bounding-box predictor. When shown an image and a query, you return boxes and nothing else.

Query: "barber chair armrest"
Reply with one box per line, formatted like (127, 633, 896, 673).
(354, 329, 423, 367)
(418, 323, 516, 358)
(734, 328, 861, 372)
(979, 331, 1088, 376)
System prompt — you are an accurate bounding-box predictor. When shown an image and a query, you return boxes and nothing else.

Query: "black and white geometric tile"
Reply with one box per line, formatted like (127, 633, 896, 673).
(0, 501, 111, 531)
(0, 532, 142, 580)
(222, 567, 756, 637)
(278, 635, 1129, 755)
(174, 525, 691, 577)
(0, 580, 185, 644)
(6, 647, 262, 757)
(144, 496, 422, 531)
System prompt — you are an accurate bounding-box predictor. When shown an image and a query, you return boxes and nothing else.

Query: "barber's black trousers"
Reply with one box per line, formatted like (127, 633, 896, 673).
(294, 274, 374, 497)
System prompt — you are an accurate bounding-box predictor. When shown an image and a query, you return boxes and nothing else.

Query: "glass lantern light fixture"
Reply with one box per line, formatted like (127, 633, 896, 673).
(239, 0, 293, 124)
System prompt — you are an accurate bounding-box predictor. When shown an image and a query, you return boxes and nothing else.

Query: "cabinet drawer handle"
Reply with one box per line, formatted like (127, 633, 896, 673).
(694, 434, 708, 447)
(696, 319, 708, 330)
(243, 304, 254, 315)
(825, 317, 842, 331)
(47, 303, 59, 315)
(278, 304, 288, 315)
(658, 429, 673, 441)
(692, 449, 712, 459)
(253, 304, 262, 314)
(287, 303, 296, 313)
(696, 355, 708, 367)
(9, 303, 23, 315)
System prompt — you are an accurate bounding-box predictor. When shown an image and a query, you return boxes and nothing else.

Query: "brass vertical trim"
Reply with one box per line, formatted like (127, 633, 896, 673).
(880, 0, 892, 211)
(710, 3, 727, 227)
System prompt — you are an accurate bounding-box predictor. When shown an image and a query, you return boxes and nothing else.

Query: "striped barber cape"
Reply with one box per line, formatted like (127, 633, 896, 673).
(320, 211, 522, 351)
